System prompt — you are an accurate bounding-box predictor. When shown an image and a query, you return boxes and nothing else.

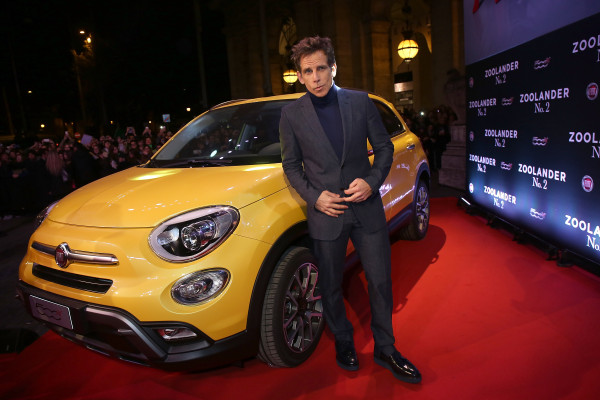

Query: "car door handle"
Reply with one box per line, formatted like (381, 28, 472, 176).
(407, 144, 416, 150)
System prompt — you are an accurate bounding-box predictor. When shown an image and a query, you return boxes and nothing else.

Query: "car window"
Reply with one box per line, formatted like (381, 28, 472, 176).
(152, 100, 292, 167)
(373, 101, 406, 137)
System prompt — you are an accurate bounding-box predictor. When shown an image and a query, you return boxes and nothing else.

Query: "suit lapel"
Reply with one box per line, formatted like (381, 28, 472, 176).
(337, 88, 352, 165)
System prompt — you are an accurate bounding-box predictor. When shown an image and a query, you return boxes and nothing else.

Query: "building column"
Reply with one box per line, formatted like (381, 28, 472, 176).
(365, 19, 394, 101)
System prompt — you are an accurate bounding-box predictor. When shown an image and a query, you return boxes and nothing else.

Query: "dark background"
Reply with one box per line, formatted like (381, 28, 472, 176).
(1, 0, 230, 138)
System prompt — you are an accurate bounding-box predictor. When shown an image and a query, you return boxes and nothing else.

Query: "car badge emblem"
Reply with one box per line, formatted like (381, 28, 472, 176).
(55, 243, 71, 268)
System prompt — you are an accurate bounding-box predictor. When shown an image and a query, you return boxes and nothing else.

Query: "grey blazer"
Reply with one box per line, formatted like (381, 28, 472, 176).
(279, 87, 394, 241)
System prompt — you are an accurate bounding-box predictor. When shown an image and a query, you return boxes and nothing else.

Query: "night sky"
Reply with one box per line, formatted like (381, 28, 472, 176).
(1, 0, 230, 137)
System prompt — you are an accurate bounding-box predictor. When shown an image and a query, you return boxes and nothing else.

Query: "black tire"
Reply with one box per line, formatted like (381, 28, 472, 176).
(258, 246, 324, 367)
(398, 179, 430, 240)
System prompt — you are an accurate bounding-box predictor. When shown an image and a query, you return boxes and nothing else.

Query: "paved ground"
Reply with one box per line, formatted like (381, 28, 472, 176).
(0, 213, 48, 352)
(0, 170, 464, 353)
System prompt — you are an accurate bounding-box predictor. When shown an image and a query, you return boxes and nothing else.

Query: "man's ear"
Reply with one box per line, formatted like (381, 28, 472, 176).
(297, 71, 304, 85)
(332, 63, 337, 78)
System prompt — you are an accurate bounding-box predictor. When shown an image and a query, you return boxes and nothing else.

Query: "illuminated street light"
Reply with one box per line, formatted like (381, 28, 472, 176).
(398, 36, 419, 63)
(283, 69, 298, 85)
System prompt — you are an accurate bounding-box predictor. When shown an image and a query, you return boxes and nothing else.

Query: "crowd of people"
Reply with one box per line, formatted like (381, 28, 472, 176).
(0, 126, 174, 219)
(401, 104, 457, 171)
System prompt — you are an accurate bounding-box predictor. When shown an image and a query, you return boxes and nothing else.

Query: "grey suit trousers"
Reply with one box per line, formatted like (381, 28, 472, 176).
(312, 205, 396, 353)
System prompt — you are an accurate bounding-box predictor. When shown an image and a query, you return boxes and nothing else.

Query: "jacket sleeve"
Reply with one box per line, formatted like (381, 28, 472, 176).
(363, 96, 394, 193)
(279, 107, 321, 208)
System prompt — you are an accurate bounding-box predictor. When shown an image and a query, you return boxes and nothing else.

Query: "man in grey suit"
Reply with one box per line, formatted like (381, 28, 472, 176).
(279, 36, 421, 384)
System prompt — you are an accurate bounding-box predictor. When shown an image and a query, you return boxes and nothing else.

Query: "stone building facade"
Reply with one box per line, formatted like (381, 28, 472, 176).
(213, 0, 464, 112)
(212, 0, 466, 189)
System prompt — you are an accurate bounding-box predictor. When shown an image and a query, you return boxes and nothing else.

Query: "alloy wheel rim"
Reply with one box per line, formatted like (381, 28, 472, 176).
(282, 262, 323, 353)
(416, 185, 430, 233)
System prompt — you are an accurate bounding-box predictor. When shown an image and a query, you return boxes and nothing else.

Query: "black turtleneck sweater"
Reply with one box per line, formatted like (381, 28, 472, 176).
(309, 84, 344, 161)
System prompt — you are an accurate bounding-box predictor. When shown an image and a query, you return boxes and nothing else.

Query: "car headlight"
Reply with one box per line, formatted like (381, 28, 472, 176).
(171, 269, 230, 305)
(149, 206, 239, 262)
(34, 201, 59, 230)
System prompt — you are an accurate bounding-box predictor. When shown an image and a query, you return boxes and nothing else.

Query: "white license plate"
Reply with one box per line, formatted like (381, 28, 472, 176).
(29, 295, 74, 330)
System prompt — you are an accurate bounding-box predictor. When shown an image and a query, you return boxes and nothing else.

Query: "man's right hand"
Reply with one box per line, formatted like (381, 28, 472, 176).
(315, 190, 348, 217)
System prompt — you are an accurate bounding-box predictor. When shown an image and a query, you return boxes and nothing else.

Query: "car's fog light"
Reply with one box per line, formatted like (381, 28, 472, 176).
(171, 269, 230, 305)
(156, 327, 197, 341)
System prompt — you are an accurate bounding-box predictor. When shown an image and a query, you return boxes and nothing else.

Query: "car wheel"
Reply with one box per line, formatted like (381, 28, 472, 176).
(398, 179, 430, 240)
(258, 246, 324, 367)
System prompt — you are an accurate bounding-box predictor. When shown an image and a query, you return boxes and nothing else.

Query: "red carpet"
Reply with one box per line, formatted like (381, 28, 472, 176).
(2, 197, 600, 399)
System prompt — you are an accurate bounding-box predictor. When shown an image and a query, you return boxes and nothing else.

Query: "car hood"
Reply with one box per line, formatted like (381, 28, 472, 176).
(48, 165, 287, 228)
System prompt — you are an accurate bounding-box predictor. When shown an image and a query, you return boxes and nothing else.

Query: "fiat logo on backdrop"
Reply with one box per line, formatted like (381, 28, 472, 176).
(582, 175, 594, 192)
(587, 83, 598, 100)
(55, 243, 72, 268)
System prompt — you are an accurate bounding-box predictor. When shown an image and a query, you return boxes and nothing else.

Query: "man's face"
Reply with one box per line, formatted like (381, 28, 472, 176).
(297, 50, 336, 97)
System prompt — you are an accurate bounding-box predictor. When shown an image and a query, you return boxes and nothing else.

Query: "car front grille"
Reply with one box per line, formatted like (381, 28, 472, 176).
(32, 264, 113, 293)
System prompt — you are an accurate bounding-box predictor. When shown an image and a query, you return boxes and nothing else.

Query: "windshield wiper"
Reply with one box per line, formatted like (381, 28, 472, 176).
(187, 159, 232, 167)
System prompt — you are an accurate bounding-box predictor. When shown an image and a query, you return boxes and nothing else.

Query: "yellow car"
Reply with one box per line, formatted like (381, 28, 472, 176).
(17, 92, 430, 371)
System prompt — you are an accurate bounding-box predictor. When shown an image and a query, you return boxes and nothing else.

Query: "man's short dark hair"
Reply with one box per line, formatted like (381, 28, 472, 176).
(290, 36, 336, 71)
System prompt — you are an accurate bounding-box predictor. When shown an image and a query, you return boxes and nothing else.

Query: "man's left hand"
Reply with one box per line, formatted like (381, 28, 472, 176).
(344, 178, 372, 203)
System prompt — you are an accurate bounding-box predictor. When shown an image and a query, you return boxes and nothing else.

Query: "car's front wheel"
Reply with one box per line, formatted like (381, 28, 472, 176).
(258, 246, 324, 367)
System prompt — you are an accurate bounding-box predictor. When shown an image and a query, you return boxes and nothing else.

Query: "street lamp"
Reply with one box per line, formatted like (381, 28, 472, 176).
(398, 32, 419, 63)
(283, 69, 298, 85)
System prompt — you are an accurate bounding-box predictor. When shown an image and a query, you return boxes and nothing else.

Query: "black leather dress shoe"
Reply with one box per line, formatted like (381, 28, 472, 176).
(335, 340, 359, 371)
(374, 350, 421, 383)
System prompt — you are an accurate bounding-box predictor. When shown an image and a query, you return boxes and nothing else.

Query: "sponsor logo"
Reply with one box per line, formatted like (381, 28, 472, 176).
(500, 162, 513, 171)
(532, 137, 548, 146)
(565, 214, 600, 253)
(533, 57, 551, 70)
(569, 131, 599, 144)
(565, 215, 600, 236)
(484, 61, 519, 78)
(520, 88, 569, 103)
(530, 208, 546, 220)
(586, 82, 598, 100)
(569, 131, 600, 158)
(484, 129, 517, 138)
(470, 153, 495, 173)
(469, 98, 497, 108)
(469, 154, 496, 166)
(501, 97, 514, 106)
(485, 129, 517, 148)
(469, 131, 475, 142)
(518, 163, 566, 182)
(582, 175, 594, 192)
(484, 185, 517, 205)
(572, 34, 600, 54)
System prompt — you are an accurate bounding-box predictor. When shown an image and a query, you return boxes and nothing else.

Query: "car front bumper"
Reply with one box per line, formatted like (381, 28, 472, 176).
(16, 280, 258, 371)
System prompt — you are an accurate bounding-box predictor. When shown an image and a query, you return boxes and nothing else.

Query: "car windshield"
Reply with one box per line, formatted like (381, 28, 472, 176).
(150, 100, 291, 167)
